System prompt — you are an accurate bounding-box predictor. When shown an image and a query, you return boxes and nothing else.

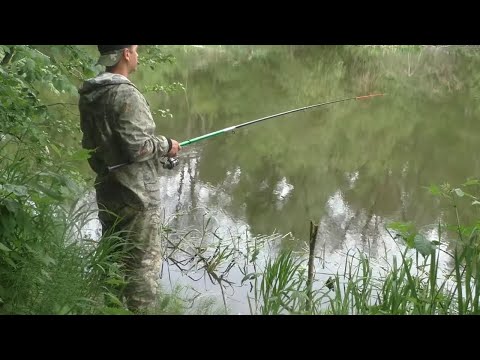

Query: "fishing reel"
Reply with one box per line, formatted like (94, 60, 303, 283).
(161, 157, 179, 170)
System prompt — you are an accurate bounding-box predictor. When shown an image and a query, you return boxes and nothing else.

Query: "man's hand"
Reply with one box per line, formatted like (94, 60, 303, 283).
(167, 139, 181, 157)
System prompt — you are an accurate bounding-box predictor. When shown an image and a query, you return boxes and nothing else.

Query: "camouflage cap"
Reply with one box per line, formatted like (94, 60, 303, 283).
(96, 45, 130, 67)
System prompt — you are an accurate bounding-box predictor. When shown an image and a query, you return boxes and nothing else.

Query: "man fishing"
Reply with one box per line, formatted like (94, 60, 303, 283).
(78, 45, 180, 312)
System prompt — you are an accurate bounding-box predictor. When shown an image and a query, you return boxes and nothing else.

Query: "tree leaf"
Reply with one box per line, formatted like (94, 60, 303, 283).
(49, 143, 61, 157)
(70, 148, 92, 161)
(3, 199, 20, 214)
(454, 188, 464, 197)
(33, 183, 64, 201)
(0, 242, 12, 253)
(39, 253, 56, 266)
(427, 185, 441, 196)
(3, 256, 16, 268)
(463, 179, 480, 187)
(103, 293, 124, 307)
(54, 304, 72, 315)
(414, 234, 434, 257)
(101, 307, 132, 315)
(1, 184, 28, 197)
(241, 272, 261, 285)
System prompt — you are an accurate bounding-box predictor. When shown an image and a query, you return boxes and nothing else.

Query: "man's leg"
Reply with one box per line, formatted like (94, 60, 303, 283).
(96, 205, 128, 306)
(97, 202, 163, 312)
(121, 207, 163, 312)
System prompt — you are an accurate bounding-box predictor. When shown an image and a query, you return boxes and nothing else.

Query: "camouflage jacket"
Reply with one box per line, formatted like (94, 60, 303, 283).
(78, 72, 171, 211)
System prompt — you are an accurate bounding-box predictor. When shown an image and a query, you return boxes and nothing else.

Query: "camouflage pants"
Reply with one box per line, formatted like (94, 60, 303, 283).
(98, 204, 163, 312)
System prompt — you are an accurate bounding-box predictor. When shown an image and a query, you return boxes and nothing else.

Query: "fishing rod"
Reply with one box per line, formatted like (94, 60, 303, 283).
(108, 93, 385, 172)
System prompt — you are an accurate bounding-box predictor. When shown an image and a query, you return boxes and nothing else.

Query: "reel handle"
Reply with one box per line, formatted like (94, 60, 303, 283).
(162, 157, 179, 170)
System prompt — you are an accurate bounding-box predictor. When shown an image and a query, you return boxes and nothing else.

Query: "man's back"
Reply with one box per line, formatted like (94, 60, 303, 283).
(78, 72, 170, 211)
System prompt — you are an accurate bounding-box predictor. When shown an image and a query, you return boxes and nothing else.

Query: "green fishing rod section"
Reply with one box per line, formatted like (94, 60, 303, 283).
(179, 93, 384, 147)
(108, 93, 385, 171)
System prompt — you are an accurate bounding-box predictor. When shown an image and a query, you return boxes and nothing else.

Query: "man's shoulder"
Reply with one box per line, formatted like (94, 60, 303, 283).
(115, 81, 142, 95)
(113, 82, 143, 102)
(115, 83, 150, 109)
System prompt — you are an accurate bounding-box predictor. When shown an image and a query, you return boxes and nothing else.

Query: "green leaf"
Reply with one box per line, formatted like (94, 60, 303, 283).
(250, 248, 260, 262)
(41, 269, 52, 280)
(427, 185, 441, 196)
(103, 293, 124, 307)
(63, 177, 80, 193)
(0, 242, 12, 253)
(76, 297, 97, 305)
(0, 283, 7, 297)
(33, 183, 64, 201)
(54, 304, 72, 315)
(59, 185, 71, 198)
(101, 307, 132, 315)
(1, 184, 28, 197)
(70, 148, 92, 161)
(454, 188, 464, 197)
(105, 278, 127, 286)
(3, 256, 16, 268)
(387, 221, 414, 234)
(463, 179, 480, 187)
(39, 253, 56, 266)
(3, 199, 20, 214)
(414, 234, 434, 257)
(241, 272, 261, 285)
(49, 143, 62, 157)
